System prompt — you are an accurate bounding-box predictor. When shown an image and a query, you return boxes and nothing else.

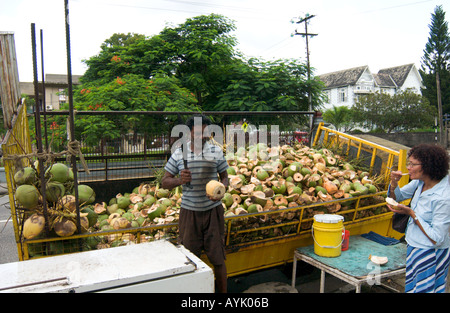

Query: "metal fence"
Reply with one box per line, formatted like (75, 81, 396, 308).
(35, 110, 316, 186)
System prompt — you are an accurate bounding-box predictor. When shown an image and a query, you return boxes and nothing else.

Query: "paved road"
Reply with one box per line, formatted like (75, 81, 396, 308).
(0, 193, 18, 264)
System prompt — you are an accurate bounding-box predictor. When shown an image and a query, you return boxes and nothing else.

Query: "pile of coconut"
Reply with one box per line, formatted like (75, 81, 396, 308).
(14, 163, 96, 240)
(14, 142, 386, 252)
(220, 143, 384, 220)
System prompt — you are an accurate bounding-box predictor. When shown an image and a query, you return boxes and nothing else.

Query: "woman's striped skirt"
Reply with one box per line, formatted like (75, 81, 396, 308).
(406, 245, 450, 293)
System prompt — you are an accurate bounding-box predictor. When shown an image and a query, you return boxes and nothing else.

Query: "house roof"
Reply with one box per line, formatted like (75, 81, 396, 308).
(377, 64, 414, 88)
(318, 63, 417, 89)
(45, 74, 81, 85)
(372, 73, 397, 88)
(318, 66, 368, 89)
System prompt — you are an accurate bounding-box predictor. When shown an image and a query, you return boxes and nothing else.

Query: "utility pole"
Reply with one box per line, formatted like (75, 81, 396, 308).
(292, 13, 317, 141)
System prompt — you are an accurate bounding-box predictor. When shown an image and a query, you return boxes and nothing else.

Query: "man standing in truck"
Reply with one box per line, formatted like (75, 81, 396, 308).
(161, 115, 229, 293)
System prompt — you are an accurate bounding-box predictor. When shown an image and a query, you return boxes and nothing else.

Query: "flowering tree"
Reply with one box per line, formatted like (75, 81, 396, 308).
(70, 73, 198, 146)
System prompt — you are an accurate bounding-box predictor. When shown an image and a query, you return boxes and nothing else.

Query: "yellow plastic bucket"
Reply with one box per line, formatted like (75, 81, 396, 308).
(312, 214, 345, 257)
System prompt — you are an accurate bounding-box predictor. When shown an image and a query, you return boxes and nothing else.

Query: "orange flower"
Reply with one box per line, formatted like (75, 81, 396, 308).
(111, 55, 121, 62)
(116, 77, 125, 85)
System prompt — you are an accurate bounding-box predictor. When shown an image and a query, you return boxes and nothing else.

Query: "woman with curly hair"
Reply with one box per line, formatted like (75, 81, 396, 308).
(388, 143, 450, 293)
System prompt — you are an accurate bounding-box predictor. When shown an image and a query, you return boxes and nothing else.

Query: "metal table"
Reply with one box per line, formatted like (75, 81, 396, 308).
(291, 235, 407, 293)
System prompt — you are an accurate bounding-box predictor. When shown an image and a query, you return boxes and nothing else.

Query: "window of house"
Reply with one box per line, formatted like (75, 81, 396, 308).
(339, 88, 347, 102)
(325, 90, 331, 103)
(58, 89, 66, 105)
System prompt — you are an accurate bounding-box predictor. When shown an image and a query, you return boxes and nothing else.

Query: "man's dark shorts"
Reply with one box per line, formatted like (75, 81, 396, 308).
(178, 204, 226, 266)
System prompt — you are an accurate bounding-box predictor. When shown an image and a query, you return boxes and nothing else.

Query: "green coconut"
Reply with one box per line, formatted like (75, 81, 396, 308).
(222, 193, 234, 208)
(81, 206, 98, 228)
(14, 167, 37, 185)
(289, 186, 303, 195)
(247, 204, 263, 214)
(156, 188, 170, 199)
(365, 183, 377, 194)
(342, 163, 355, 171)
(272, 181, 286, 194)
(300, 167, 312, 176)
(45, 181, 65, 203)
(256, 169, 269, 181)
(147, 204, 163, 220)
(250, 191, 267, 206)
(45, 163, 71, 183)
(352, 182, 369, 195)
(15, 184, 40, 209)
(107, 203, 120, 214)
(143, 196, 156, 207)
(78, 185, 95, 205)
(158, 198, 173, 208)
(117, 196, 131, 210)
(315, 186, 327, 195)
(122, 212, 134, 222)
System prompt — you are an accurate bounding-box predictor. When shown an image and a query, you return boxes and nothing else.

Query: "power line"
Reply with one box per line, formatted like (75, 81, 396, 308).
(358, 0, 435, 15)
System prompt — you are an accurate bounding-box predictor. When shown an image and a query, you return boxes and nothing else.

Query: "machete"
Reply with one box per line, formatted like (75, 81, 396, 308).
(177, 113, 192, 189)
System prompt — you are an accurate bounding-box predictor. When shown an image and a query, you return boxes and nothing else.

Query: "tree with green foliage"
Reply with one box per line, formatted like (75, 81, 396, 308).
(322, 105, 353, 132)
(73, 14, 324, 141)
(351, 90, 436, 133)
(68, 73, 198, 145)
(419, 5, 450, 117)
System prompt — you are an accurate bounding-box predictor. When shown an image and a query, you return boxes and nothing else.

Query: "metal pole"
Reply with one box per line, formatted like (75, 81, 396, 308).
(31, 23, 50, 235)
(40, 29, 49, 152)
(64, 0, 81, 234)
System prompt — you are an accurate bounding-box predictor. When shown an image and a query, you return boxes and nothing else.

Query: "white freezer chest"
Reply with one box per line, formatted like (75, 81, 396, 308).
(0, 240, 214, 293)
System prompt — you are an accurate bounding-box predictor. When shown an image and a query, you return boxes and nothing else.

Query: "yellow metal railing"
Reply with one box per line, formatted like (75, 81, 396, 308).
(4, 116, 409, 271)
(1, 101, 33, 260)
(313, 122, 409, 188)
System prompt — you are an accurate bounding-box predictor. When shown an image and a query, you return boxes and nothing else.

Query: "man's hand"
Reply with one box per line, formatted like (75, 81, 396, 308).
(206, 194, 223, 202)
(180, 169, 192, 185)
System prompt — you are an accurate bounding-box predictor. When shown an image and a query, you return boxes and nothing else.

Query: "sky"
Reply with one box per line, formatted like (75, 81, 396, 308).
(1, 0, 448, 83)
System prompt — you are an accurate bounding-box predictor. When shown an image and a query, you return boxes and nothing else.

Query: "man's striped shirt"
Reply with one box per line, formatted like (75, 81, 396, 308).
(164, 141, 229, 211)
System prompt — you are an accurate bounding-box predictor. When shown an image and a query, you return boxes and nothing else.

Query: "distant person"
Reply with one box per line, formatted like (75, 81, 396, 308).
(388, 143, 450, 293)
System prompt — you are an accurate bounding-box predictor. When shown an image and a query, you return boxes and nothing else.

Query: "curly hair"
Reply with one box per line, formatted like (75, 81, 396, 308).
(408, 144, 449, 181)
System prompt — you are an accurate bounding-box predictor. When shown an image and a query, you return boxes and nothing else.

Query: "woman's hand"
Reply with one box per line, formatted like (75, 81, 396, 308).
(387, 203, 413, 216)
(390, 170, 403, 185)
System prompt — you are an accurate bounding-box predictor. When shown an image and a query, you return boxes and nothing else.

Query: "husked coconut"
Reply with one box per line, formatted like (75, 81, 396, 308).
(206, 180, 226, 201)
(53, 218, 77, 237)
(385, 197, 399, 207)
(58, 195, 77, 212)
(23, 214, 45, 239)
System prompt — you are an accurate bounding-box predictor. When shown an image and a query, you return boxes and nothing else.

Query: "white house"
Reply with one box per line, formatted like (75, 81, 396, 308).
(318, 64, 423, 111)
